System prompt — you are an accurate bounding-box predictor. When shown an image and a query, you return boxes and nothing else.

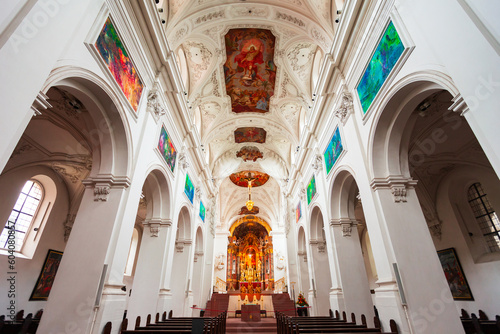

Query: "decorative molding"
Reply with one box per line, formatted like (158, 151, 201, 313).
(63, 214, 76, 242)
(276, 12, 305, 28)
(194, 251, 204, 262)
(215, 253, 225, 270)
(334, 92, 354, 124)
(82, 175, 131, 202)
(175, 238, 192, 252)
(330, 219, 358, 237)
(370, 176, 418, 203)
(178, 153, 190, 170)
(31, 91, 52, 116)
(147, 89, 166, 120)
(143, 218, 172, 237)
(195, 187, 202, 200)
(312, 154, 322, 172)
(297, 250, 307, 262)
(449, 93, 470, 116)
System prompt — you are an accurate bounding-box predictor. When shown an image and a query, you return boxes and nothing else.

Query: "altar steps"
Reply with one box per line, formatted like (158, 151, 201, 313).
(205, 293, 230, 316)
(272, 293, 296, 316)
(226, 318, 277, 333)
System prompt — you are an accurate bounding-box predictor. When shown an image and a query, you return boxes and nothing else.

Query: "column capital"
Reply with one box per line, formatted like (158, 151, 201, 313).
(82, 175, 131, 201)
(370, 176, 418, 203)
(143, 218, 172, 237)
(330, 218, 358, 237)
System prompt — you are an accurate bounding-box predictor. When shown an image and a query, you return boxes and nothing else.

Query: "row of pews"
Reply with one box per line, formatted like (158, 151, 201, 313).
(461, 309, 500, 334)
(276, 310, 399, 334)
(103, 310, 227, 334)
(0, 309, 43, 334)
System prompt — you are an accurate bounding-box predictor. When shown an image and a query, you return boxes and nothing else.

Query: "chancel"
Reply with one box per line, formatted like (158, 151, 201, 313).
(0, 1, 500, 334)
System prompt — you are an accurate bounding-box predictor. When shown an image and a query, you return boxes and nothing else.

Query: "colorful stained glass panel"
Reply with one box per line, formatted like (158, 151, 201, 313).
(307, 175, 317, 205)
(157, 126, 177, 173)
(184, 174, 194, 204)
(324, 127, 343, 175)
(296, 201, 302, 223)
(200, 201, 205, 222)
(357, 21, 404, 114)
(95, 17, 144, 111)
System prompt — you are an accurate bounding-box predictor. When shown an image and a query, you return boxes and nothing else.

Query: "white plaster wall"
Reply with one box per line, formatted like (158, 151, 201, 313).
(0, 166, 68, 316)
(433, 166, 500, 316)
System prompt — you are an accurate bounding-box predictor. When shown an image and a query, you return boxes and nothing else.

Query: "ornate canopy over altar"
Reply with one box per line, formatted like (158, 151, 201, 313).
(227, 216, 274, 292)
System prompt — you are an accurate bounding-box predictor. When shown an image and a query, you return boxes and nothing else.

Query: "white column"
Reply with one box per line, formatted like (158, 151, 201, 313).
(36, 177, 130, 334)
(371, 177, 464, 334)
(127, 219, 171, 327)
(330, 219, 374, 323)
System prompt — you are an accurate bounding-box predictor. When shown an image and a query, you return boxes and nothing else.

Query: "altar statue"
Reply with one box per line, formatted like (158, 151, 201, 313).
(247, 266, 254, 282)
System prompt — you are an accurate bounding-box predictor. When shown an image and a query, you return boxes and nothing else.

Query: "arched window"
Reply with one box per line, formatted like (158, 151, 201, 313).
(467, 182, 500, 252)
(0, 180, 43, 251)
(124, 228, 139, 276)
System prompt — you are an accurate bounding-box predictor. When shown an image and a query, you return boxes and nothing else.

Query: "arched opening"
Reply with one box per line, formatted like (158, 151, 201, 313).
(171, 206, 192, 316)
(330, 170, 375, 321)
(400, 89, 500, 314)
(297, 226, 310, 298)
(309, 206, 332, 315)
(191, 226, 204, 316)
(227, 216, 273, 293)
(369, 77, 495, 331)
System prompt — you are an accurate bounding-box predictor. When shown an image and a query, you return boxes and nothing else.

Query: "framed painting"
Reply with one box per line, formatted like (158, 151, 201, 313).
(29, 249, 63, 301)
(224, 28, 276, 113)
(357, 20, 405, 114)
(200, 201, 206, 222)
(437, 248, 474, 300)
(296, 201, 302, 223)
(324, 127, 344, 175)
(95, 17, 144, 112)
(157, 125, 177, 173)
(307, 175, 317, 205)
(184, 173, 194, 204)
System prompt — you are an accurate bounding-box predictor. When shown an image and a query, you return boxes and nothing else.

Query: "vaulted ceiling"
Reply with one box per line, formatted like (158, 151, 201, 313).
(154, 0, 343, 226)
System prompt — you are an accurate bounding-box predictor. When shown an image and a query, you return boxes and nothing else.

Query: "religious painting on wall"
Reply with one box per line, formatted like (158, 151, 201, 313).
(324, 127, 344, 175)
(307, 175, 317, 205)
(29, 249, 63, 301)
(157, 126, 177, 173)
(234, 127, 267, 144)
(184, 174, 194, 204)
(357, 21, 405, 114)
(437, 248, 474, 300)
(224, 28, 277, 113)
(296, 201, 302, 223)
(199, 201, 205, 222)
(95, 17, 144, 111)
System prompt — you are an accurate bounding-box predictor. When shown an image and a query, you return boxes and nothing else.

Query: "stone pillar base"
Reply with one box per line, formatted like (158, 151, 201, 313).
(374, 280, 409, 333)
(92, 284, 127, 333)
(329, 288, 345, 315)
(157, 289, 173, 316)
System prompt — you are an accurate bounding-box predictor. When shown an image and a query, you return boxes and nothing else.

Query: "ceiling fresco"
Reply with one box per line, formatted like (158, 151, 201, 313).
(224, 28, 276, 113)
(236, 146, 263, 162)
(229, 171, 270, 187)
(160, 0, 338, 231)
(234, 127, 267, 144)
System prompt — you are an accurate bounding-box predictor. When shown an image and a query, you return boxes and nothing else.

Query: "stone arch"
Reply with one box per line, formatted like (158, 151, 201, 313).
(297, 225, 310, 296)
(369, 70, 459, 179)
(192, 226, 205, 315)
(42, 66, 133, 179)
(308, 205, 332, 315)
(170, 205, 193, 316)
